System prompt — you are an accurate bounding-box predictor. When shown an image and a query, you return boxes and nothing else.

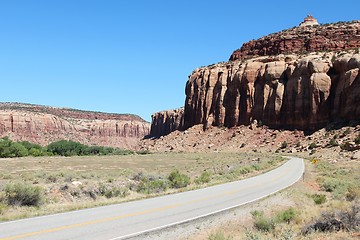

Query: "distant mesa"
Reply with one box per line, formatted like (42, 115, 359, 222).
(0, 102, 150, 149)
(299, 15, 319, 27)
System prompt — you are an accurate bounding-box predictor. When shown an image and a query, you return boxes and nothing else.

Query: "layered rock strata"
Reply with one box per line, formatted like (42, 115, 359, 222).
(184, 51, 360, 130)
(0, 103, 150, 149)
(150, 20, 360, 137)
(230, 21, 360, 61)
(150, 108, 184, 137)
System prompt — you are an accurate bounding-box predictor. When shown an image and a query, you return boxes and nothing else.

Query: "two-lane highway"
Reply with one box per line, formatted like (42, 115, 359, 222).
(0, 157, 304, 240)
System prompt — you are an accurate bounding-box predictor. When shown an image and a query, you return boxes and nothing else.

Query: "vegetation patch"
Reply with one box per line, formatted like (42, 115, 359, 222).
(208, 231, 232, 240)
(302, 204, 360, 235)
(195, 171, 212, 185)
(4, 182, 44, 207)
(311, 193, 327, 205)
(168, 170, 190, 188)
(251, 210, 275, 232)
(0, 137, 144, 158)
(0, 152, 285, 221)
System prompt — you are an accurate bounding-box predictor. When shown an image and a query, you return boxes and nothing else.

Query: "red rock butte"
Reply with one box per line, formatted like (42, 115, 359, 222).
(229, 19, 360, 61)
(150, 19, 360, 137)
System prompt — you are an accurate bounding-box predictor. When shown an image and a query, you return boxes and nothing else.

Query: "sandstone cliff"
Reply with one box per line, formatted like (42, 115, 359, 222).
(184, 51, 360, 130)
(150, 20, 360, 136)
(150, 108, 184, 137)
(0, 103, 150, 149)
(230, 21, 360, 61)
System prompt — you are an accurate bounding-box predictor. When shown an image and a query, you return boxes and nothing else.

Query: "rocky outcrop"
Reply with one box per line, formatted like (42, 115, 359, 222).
(0, 103, 150, 149)
(230, 21, 360, 61)
(184, 51, 360, 130)
(150, 108, 184, 137)
(149, 20, 360, 137)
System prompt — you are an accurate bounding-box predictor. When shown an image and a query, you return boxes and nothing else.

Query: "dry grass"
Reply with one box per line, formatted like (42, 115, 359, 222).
(0, 152, 283, 221)
(186, 157, 360, 240)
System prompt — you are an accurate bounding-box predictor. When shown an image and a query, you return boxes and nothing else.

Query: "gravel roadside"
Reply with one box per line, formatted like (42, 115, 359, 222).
(127, 191, 293, 240)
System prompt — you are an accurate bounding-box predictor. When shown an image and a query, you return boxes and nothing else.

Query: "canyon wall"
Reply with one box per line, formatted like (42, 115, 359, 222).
(151, 51, 360, 135)
(150, 20, 360, 136)
(0, 103, 150, 149)
(150, 108, 184, 137)
(184, 51, 360, 131)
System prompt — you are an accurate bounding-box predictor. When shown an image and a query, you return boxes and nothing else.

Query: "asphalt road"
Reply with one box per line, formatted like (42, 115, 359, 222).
(0, 157, 304, 240)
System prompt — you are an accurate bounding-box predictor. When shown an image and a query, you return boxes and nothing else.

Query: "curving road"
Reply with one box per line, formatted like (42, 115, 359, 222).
(0, 157, 304, 240)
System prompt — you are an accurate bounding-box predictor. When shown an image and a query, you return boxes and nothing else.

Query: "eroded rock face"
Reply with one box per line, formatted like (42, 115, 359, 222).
(150, 20, 360, 136)
(0, 103, 150, 149)
(150, 108, 184, 137)
(183, 52, 360, 130)
(230, 21, 360, 61)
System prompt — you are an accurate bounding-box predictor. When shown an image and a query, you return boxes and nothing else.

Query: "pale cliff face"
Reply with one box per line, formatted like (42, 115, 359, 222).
(150, 50, 360, 136)
(184, 52, 360, 130)
(0, 104, 150, 149)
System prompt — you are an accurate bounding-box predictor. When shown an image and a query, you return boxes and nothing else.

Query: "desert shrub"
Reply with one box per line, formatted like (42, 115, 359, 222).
(340, 141, 351, 150)
(238, 166, 252, 174)
(208, 231, 232, 240)
(251, 210, 275, 232)
(321, 177, 348, 196)
(105, 187, 128, 198)
(195, 171, 212, 184)
(136, 178, 169, 194)
(132, 173, 169, 194)
(302, 204, 360, 234)
(308, 142, 317, 150)
(132, 172, 145, 182)
(110, 148, 134, 155)
(276, 207, 297, 224)
(312, 193, 327, 204)
(251, 164, 261, 171)
(136, 150, 151, 155)
(277, 228, 295, 240)
(0, 202, 7, 214)
(346, 186, 360, 201)
(316, 161, 332, 172)
(343, 128, 351, 136)
(244, 231, 261, 240)
(46, 173, 58, 183)
(98, 184, 129, 198)
(355, 135, 360, 144)
(168, 170, 190, 188)
(281, 141, 288, 149)
(4, 182, 43, 207)
(254, 216, 275, 232)
(329, 138, 338, 146)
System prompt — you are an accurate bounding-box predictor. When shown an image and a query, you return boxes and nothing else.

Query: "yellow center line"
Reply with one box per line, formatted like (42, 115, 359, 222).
(0, 162, 298, 240)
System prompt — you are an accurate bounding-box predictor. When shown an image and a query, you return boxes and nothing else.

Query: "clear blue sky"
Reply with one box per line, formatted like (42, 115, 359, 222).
(1, 1, 359, 122)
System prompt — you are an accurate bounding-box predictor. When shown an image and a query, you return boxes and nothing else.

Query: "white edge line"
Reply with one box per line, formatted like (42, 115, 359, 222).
(108, 158, 305, 240)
